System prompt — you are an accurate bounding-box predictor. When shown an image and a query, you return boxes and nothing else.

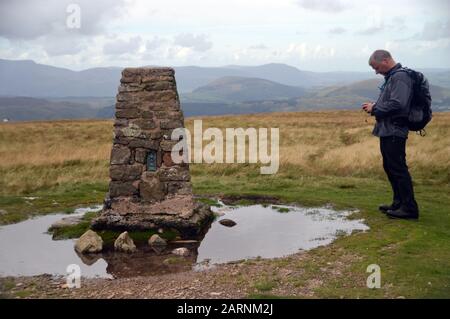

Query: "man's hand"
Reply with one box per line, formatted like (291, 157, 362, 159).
(362, 102, 375, 114)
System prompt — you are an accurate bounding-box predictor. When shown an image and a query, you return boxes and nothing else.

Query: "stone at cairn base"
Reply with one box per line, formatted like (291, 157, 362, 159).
(92, 195, 213, 238)
(91, 67, 213, 239)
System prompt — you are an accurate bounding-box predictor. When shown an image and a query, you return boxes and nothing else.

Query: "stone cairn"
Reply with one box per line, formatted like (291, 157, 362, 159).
(92, 67, 213, 238)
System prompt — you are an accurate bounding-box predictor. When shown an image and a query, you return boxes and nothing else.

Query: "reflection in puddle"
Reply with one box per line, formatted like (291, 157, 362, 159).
(0, 202, 369, 279)
(0, 206, 108, 278)
(197, 203, 368, 266)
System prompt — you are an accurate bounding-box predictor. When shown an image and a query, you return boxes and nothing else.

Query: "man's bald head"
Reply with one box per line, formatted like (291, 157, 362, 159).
(369, 50, 393, 63)
(369, 50, 397, 75)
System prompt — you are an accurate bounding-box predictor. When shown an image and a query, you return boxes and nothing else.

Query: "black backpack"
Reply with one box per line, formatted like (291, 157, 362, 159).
(393, 67, 432, 133)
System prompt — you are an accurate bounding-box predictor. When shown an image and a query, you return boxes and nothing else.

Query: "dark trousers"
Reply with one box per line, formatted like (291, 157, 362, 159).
(380, 136, 419, 213)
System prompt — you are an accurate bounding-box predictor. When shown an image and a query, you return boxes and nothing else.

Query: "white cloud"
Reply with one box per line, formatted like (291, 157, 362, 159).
(355, 5, 385, 35)
(173, 33, 212, 52)
(103, 36, 143, 55)
(329, 27, 347, 35)
(286, 43, 336, 59)
(146, 37, 167, 50)
(249, 44, 269, 50)
(417, 20, 450, 40)
(0, 0, 128, 39)
(41, 35, 88, 56)
(414, 38, 450, 52)
(356, 26, 385, 36)
(295, 0, 352, 12)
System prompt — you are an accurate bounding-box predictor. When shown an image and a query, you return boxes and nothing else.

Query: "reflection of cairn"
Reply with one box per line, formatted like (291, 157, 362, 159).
(92, 68, 213, 238)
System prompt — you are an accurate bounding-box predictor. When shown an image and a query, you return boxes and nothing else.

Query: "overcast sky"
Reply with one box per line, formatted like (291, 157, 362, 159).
(0, 0, 449, 71)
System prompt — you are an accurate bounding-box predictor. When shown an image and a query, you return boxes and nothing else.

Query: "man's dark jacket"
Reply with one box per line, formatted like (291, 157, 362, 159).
(371, 63, 412, 138)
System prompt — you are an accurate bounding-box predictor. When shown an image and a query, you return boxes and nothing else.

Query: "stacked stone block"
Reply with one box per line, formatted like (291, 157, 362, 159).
(92, 68, 212, 237)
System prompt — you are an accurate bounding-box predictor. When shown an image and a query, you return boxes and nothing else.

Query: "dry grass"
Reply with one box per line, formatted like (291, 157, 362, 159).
(0, 111, 449, 194)
(0, 120, 112, 194)
(187, 110, 450, 179)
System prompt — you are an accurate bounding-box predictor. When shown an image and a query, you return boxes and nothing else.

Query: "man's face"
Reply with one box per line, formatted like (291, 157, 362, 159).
(369, 59, 391, 75)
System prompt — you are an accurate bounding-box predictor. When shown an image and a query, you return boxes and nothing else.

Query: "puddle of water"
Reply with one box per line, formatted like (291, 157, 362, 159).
(0, 202, 368, 279)
(196, 204, 368, 266)
(0, 205, 107, 278)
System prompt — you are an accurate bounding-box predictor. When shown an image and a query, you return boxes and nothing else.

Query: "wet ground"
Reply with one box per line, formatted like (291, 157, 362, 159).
(0, 202, 368, 279)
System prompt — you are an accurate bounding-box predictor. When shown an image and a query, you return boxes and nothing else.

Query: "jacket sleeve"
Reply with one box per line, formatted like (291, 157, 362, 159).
(371, 74, 412, 119)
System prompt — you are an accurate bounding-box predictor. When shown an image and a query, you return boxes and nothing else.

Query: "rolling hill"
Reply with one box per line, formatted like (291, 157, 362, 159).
(0, 97, 112, 121)
(183, 76, 307, 103)
(0, 59, 122, 97)
(300, 79, 450, 110)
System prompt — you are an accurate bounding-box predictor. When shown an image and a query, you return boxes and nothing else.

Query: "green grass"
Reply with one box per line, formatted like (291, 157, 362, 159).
(0, 182, 107, 225)
(247, 294, 295, 299)
(49, 210, 101, 240)
(253, 278, 278, 292)
(163, 256, 192, 265)
(197, 197, 223, 207)
(14, 290, 33, 298)
(272, 206, 291, 213)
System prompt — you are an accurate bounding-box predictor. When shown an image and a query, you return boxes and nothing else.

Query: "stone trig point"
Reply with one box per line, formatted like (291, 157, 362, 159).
(92, 67, 212, 238)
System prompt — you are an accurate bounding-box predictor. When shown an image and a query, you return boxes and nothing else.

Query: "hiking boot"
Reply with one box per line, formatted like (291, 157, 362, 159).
(386, 207, 419, 220)
(379, 201, 401, 213)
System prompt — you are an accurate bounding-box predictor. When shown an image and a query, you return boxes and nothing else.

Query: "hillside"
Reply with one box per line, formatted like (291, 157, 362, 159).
(299, 79, 450, 110)
(0, 97, 112, 121)
(0, 59, 122, 97)
(184, 76, 306, 102)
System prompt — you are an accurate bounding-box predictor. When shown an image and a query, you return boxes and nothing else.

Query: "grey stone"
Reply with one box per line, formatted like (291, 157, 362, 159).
(144, 81, 175, 91)
(139, 176, 166, 202)
(114, 231, 137, 253)
(160, 140, 180, 152)
(171, 247, 190, 257)
(128, 139, 159, 149)
(118, 84, 145, 93)
(158, 166, 190, 182)
(219, 219, 237, 227)
(145, 101, 179, 111)
(160, 119, 183, 129)
(75, 230, 103, 254)
(162, 152, 175, 167)
(135, 148, 147, 163)
(167, 182, 192, 195)
(110, 145, 131, 164)
(50, 216, 84, 230)
(130, 119, 157, 130)
(116, 108, 141, 119)
(110, 164, 143, 181)
(148, 234, 167, 247)
(109, 181, 137, 197)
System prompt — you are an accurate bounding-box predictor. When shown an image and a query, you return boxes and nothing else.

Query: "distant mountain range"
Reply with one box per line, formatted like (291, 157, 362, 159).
(0, 59, 449, 121)
(0, 58, 378, 97)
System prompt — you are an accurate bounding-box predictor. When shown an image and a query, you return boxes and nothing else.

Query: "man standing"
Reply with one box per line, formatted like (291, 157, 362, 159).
(362, 50, 419, 220)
